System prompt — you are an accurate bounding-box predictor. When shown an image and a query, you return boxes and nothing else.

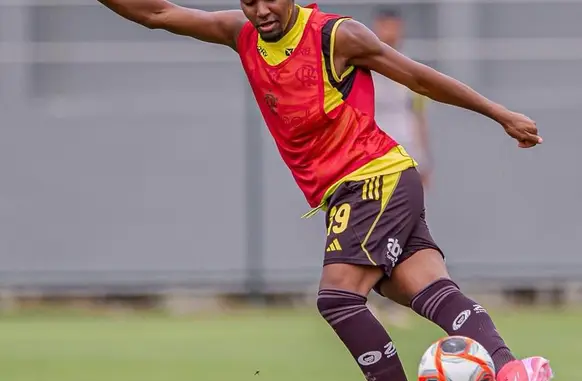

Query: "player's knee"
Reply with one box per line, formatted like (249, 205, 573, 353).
(377, 278, 411, 307)
(320, 263, 383, 296)
(316, 288, 367, 322)
(389, 248, 449, 300)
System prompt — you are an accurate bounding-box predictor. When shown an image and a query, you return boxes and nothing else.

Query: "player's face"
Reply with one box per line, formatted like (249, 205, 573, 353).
(373, 17, 403, 48)
(241, 0, 295, 42)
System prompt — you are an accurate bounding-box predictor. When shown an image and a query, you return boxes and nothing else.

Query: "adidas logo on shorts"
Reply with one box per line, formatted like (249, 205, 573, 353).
(326, 238, 342, 252)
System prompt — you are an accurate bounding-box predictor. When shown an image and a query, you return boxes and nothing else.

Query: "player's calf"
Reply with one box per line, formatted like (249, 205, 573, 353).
(410, 278, 515, 376)
(317, 263, 408, 381)
(379, 249, 518, 377)
(317, 288, 408, 381)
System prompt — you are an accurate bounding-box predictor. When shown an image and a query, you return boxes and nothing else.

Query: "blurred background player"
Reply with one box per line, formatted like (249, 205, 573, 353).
(367, 7, 431, 328)
(372, 8, 433, 188)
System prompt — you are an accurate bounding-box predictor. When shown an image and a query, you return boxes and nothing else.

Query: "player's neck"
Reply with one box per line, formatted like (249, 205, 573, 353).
(281, 5, 300, 39)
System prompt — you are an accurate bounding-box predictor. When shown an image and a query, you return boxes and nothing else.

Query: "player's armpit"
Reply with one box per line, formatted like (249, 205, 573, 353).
(97, 0, 247, 49)
(332, 19, 513, 126)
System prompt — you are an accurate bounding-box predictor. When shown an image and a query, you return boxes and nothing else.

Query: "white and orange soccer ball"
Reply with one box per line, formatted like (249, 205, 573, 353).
(417, 336, 495, 381)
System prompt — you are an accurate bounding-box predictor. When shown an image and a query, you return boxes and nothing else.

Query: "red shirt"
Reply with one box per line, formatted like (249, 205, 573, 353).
(237, 4, 398, 207)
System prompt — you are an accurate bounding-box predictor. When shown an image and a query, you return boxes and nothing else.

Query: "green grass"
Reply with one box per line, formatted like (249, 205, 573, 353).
(0, 307, 578, 380)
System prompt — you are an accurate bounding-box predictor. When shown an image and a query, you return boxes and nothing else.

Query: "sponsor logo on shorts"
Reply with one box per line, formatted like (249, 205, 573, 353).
(452, 309, 471, 331)
(357, 351, 382, 366)
(386, 238, 402, 267)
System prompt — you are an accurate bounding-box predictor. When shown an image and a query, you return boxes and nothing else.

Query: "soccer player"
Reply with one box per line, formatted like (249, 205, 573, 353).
(95, 1, 552, 380)
(371, 8, 433, 188)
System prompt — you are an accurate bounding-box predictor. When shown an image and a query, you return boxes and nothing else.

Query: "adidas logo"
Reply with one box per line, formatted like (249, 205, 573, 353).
(326, 238, 342, 252)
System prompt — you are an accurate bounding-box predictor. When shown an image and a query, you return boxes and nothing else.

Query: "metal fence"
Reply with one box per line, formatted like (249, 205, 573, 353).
(0, 0, 581, 295)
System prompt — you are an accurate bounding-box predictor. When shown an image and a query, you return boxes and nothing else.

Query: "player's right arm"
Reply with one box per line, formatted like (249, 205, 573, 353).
(97, 0, 247, 50)
(333, 19, 543, 149)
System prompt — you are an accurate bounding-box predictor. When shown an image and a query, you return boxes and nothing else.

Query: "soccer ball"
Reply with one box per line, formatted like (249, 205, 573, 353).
(417, 336, 495, 381)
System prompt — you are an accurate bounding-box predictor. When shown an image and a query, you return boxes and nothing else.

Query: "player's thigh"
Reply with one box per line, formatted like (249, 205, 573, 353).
(378, 210, 448, 306)
(320, 168, 422, 295)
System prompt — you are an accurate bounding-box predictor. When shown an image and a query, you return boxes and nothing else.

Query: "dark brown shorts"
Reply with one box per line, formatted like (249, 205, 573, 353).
(323, 167, 443, 284)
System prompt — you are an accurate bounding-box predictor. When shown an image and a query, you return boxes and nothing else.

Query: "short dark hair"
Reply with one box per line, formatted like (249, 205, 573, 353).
(373, 6, 402, 21)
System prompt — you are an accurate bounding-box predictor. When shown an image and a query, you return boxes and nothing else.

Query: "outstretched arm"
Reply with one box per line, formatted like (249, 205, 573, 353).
(97, 0, 247, 50)
(333, 19, 542, 148)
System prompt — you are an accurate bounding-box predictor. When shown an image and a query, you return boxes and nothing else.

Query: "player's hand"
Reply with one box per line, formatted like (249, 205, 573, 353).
(500, 112, 543, 148)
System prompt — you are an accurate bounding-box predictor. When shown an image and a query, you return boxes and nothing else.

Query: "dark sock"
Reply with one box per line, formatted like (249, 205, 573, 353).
(317, 289, 408, 381)
(410, 278, 515, 375)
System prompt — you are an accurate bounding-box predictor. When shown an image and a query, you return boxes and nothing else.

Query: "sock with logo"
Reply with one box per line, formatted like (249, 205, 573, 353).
(410, 278, 515, 375)
(317, 289, 408, 381)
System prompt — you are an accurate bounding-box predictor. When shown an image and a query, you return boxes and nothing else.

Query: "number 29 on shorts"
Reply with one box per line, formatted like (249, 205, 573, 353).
(327, 203, 351, 236)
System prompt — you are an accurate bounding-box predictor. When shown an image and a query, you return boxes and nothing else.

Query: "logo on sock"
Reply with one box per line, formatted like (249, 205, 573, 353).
(364, 373, 377, 381)
(452, 309, 471, 331)
(384, 342, 397, 359)
(386, 238, 402, 266)
(473, 304, 487, 314)
(357, 351, 382, 366)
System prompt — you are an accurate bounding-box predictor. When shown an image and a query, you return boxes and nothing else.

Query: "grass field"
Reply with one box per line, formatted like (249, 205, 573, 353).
(0, 306, 578, 381)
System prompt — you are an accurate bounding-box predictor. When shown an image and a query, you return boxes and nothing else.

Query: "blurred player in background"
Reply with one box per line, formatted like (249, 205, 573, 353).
(95, 1, 551, 381)
(367, 7, 430, 329)
(372, 8, 433, 188)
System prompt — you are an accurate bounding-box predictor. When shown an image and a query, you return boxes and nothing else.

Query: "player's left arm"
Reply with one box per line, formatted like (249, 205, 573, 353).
(333, 19, 542, 148)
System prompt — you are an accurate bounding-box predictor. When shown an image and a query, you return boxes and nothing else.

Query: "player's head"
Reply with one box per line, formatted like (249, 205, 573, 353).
(372, 7, 403, 49)
(241, 0, 296, 42)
